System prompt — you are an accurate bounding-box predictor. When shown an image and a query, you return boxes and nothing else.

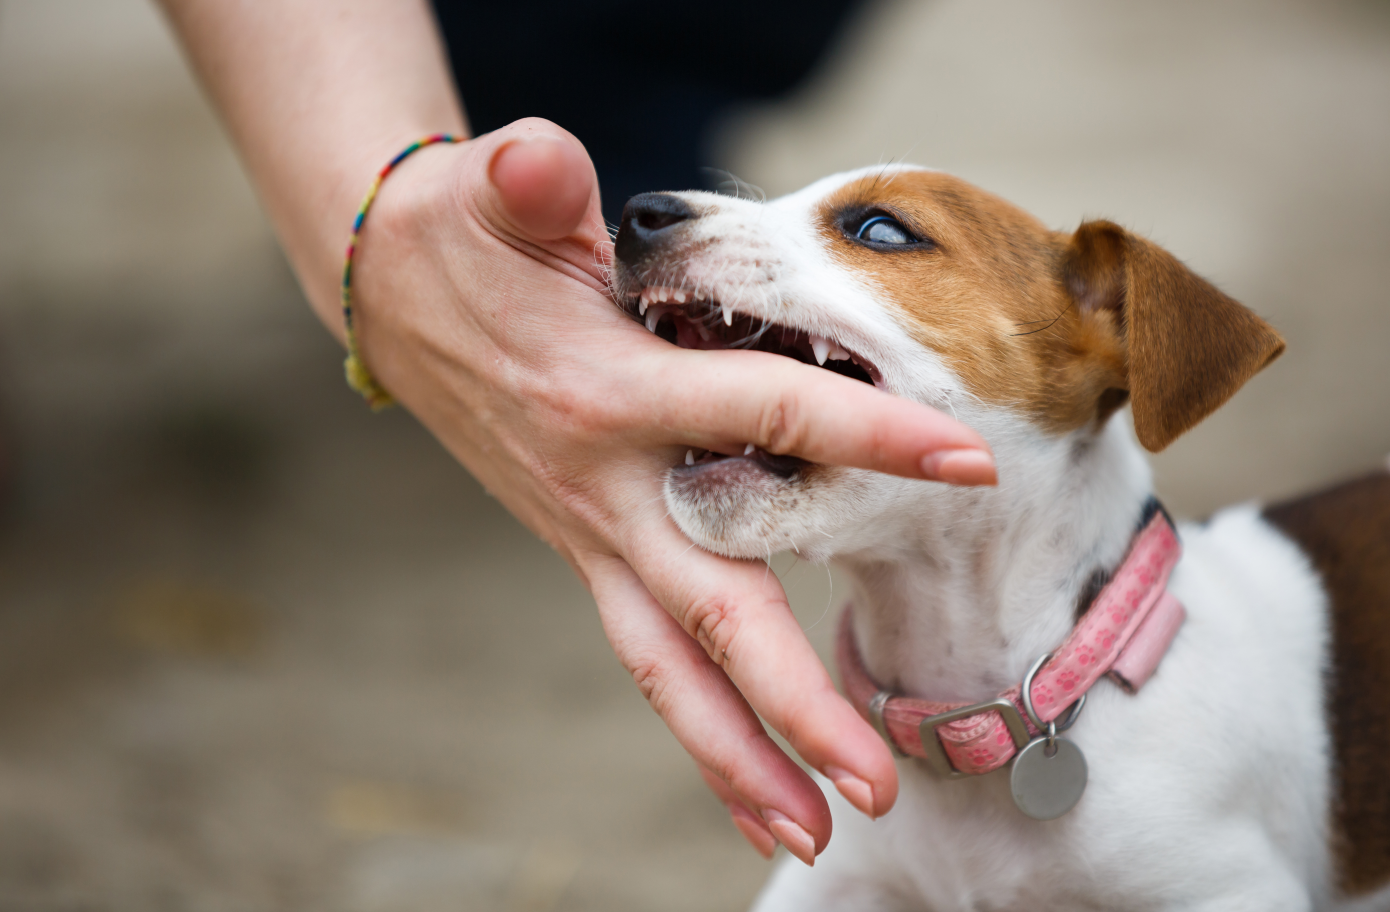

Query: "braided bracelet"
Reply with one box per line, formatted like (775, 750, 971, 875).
(341, 133, 464, 409)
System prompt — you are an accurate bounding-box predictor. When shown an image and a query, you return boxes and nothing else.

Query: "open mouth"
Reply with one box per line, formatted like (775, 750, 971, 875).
(623, 284, 883, 478)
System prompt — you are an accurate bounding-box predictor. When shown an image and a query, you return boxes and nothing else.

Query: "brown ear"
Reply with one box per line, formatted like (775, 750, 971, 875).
(1062, 220, 1285, 452)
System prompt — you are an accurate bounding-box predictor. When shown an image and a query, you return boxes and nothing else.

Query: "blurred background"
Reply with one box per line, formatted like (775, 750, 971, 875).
(0, 1, 1387, 909)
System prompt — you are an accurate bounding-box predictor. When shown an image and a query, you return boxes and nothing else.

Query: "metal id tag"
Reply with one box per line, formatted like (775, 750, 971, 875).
(1010, 737, 1088, 820)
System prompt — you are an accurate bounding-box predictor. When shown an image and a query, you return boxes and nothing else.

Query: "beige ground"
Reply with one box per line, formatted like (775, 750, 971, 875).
(0, 1, 1386, 909)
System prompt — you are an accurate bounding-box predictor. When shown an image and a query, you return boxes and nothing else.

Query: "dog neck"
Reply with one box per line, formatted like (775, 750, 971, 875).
(839, 417, 1155, 705)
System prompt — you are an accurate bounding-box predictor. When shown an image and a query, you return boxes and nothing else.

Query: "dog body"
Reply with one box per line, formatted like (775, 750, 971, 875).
(758, 489, 1333, 911)
(610, 167, 1390, 910)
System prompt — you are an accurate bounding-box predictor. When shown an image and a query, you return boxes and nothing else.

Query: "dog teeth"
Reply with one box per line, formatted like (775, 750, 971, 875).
(744, 443, 755, 455)
(809, 333, 857, 364)
(638, 299, 648, 316)
(723, 307, 733, 327)
(686, 449, 695, 466)
(646, 306, 666, 333)
(640, 286, 688, 308)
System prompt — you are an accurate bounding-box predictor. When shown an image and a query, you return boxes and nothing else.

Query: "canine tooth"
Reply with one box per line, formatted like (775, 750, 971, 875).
(723, 307, 734, 327)
(810, 335, 831, 366)
(646, 307, 665, 333)
(744, 443, 755, 455)
(685, 449, 695, 466)
(638, 299, 648, 316)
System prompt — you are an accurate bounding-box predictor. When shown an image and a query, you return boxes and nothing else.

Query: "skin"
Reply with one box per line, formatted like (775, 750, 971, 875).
(155, 0, 998, 862)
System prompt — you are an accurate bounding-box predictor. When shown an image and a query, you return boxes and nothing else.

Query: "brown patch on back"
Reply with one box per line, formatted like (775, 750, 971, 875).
(1264, 471, 1390, 897)
(817, 172, 1283, 450)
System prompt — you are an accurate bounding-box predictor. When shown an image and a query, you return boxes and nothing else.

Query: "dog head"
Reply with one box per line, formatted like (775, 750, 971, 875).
(611, 166, 1284, 561)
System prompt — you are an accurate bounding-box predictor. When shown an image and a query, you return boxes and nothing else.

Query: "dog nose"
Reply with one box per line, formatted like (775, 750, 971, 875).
(615, 193, 697, 264)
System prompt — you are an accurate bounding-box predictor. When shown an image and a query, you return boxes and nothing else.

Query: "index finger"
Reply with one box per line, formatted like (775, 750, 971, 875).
(629, 345, 996, 486)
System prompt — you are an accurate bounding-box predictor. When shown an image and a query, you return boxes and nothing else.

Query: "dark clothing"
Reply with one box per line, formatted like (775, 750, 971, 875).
(431, 1, 865, 223)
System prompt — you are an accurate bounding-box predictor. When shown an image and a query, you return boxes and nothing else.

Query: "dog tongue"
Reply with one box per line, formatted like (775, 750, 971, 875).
(674, 314, 727, 350)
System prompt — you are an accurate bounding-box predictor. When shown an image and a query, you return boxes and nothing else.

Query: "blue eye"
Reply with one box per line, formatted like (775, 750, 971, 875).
(857, 215, 914, 245)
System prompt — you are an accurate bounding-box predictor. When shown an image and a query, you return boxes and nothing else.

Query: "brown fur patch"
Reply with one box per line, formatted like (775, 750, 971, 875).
(817, 172, 1283, 450)
(1264, 471, 1390, 897)
(818, 172, 1126, 435)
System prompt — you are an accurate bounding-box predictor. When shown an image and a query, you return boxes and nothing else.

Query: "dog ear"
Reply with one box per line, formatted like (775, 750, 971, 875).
(1062, 220, 1285, 452)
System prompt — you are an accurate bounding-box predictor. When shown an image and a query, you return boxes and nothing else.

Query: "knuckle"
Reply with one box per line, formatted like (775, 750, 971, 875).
(533, 460, 610, 535)
(541, 467, 589, 515)
(683, 593, 742, 668)
(758, 389, 806, 456)
(628, 655, 671, 710)
(531, 368, 619, 438)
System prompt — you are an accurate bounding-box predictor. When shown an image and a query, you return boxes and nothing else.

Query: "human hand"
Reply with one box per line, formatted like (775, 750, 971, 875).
(351, 117, 996, 864)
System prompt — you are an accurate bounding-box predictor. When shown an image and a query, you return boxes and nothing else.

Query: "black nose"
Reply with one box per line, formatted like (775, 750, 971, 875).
(615, 193, 697, 265)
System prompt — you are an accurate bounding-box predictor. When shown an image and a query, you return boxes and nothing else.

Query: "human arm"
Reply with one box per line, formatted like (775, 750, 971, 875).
(155, 0, 996, 863)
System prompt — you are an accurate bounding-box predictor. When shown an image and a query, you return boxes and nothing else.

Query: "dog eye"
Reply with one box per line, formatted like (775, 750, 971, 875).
(856, 215, 915, 245)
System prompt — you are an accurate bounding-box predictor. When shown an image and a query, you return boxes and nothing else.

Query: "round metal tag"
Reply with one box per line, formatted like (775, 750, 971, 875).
(1010, 737, 1088, 820)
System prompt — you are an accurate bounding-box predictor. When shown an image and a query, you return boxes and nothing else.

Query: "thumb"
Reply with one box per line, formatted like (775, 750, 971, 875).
(484, 118, 606, 245)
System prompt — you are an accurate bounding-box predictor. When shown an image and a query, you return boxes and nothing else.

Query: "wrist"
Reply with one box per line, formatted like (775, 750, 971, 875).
(343, 134, 469, 408)
(281, 125, 469, 339)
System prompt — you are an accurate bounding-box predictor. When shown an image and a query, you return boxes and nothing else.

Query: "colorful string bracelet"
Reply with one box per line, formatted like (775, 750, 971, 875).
(342, 133, 465, 410)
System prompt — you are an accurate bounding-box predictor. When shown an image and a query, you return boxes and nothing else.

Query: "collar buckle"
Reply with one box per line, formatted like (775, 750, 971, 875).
(918, 697, 1031, 779)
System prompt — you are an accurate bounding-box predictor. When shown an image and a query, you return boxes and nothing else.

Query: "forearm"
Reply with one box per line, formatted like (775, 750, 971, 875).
(156, 0, 467, 333)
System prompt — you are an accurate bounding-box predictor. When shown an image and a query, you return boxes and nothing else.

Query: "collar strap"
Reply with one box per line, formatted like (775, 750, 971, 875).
(837, 509, 1187, 777)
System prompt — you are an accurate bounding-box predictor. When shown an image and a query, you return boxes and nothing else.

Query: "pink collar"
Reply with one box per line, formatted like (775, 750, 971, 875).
(837, 508, 1187, 779)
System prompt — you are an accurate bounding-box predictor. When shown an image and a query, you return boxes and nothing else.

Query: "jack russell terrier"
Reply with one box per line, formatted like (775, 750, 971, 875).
(610, 166, 1390, 911)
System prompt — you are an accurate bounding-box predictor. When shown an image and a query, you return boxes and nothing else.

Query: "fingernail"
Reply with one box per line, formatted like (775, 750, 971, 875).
(824, 766, 876, 818)
(764, 810, 816, 866)
(922, 448, 997, 486)
(728, 803, 778, 859)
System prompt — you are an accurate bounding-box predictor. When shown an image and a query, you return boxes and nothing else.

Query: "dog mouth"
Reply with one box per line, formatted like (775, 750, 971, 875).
(623, 284, 882, 479)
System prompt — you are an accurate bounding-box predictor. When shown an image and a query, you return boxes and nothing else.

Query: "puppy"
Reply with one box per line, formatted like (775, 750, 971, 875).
(610, 166, 1390, 911)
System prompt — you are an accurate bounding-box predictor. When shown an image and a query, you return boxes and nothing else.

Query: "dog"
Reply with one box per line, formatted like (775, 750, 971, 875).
(609, 166, 1390, 910)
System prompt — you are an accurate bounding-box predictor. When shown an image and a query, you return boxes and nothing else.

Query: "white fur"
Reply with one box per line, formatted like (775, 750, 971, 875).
(643, 169, 1380, 909)
(754, 506, 1335, 911)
